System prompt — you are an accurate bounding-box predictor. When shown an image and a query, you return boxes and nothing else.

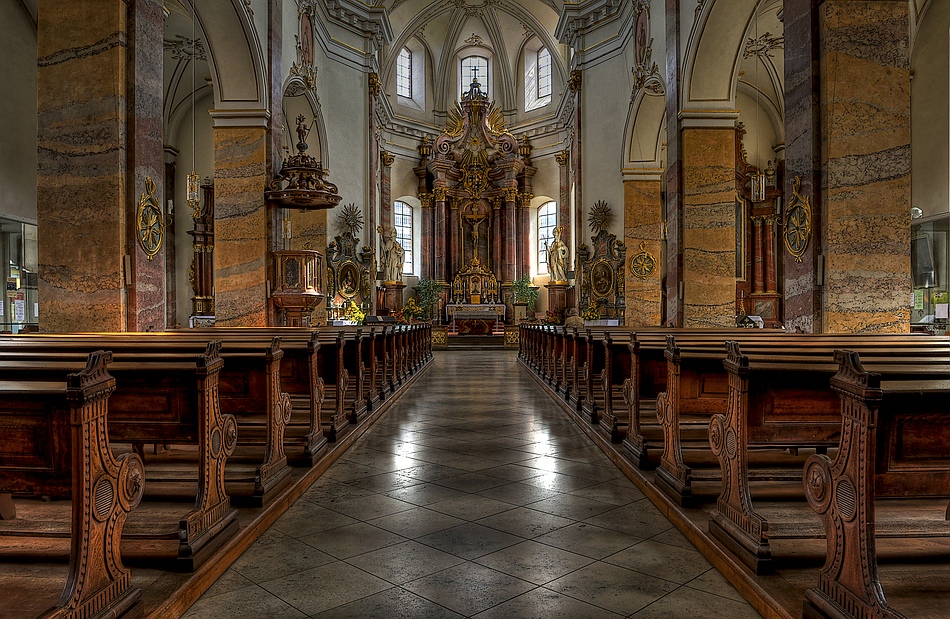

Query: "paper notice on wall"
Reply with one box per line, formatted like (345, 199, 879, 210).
(14, 299, 25, 321)
(33, 303, 38, 318)
(914, 289, 924, 310)
(936, 303, 949, 319)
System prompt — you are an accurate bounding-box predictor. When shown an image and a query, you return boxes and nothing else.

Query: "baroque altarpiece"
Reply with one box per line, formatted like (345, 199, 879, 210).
(413, 78, 536, 324)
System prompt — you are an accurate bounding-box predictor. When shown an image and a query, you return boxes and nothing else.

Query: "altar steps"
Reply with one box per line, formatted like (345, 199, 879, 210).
(446, 333, 506, 349)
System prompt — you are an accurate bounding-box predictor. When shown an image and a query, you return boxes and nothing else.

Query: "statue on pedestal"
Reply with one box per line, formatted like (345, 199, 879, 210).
(546, 226, 569, 283)
(378, 225, 404, 283)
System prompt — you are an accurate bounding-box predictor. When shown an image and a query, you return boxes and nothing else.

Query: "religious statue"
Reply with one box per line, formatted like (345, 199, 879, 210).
(546, 226, 569, 283)
(377, 225, 404, 283)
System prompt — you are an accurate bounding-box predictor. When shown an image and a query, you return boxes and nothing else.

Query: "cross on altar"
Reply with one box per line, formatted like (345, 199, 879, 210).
(470, 65, 479, 82)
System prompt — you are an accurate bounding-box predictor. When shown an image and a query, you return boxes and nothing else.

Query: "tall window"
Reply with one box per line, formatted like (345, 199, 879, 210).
(396, 48, 412, 98)
(394, 200, 413, 274)
(537, 48, 552, 98)
(537, 201, 557, 274)
(461, 55, 489, 93)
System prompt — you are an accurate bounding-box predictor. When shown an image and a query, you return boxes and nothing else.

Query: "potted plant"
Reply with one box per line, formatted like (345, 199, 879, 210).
(413, 278, 445, 322)
(511, 275, 540, 314)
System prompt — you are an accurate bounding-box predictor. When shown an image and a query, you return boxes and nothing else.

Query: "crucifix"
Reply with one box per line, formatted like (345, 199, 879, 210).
(470, 65, 480, 83)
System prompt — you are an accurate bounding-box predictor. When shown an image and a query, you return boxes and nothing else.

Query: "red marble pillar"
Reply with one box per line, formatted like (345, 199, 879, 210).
(420, 194, 434, 279)
(504, 188, 518, 283)
(491, 199, 502, 274)
(519, 194, 531, 278)
(434, 188, 447, 283)
(752, 217, 765, 293)
(449, 199, 460, 275)
(765, 216, 777, 293)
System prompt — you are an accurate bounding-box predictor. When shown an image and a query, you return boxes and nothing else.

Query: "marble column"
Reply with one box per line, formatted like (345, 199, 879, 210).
(623, 172, 663, 326)
(519, 193, 531, 279)
(212, 121, 269, 326)
(434, 188, 448, 284)
(420, 194, 434, 280)
(783, 0, 822, 332)
(449, 199, 460, 276)
(681, 126, 736, 328)
(504, 188, 518, 283)
(819, 0, 910, 333)
(491, 198, 502, 274)
(37, 1, 165, 332)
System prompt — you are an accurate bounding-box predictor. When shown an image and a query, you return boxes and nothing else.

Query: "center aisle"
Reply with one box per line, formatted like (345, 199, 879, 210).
(183, 350, 761, 618)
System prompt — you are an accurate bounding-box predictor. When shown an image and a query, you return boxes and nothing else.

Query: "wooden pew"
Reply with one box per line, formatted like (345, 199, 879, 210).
(803, 350, 950, 619)
(656, 333, 949, 506)
(0, 351, 145, 619)
(0, 341, 241, 568)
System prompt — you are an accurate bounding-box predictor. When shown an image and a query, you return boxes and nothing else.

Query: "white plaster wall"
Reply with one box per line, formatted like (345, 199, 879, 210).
(316, 47, 369, 242)
(0, 3, 37, 222)
(911, 0, 949, 217)
(581, 53, 628, 245)
(736, 90, 780, 171)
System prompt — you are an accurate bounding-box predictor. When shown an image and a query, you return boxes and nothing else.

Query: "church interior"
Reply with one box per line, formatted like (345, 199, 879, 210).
(1, 0, 949, 618)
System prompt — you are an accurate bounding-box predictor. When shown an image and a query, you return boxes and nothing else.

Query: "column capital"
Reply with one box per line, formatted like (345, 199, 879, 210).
(380, 150, 395, 167)
(555, 150, 570, 166)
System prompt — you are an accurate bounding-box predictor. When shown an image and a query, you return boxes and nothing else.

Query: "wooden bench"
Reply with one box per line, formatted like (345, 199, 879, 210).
(0, 340, 241, 569)
(803, 350, 950, 619)
(0, 351, 145, 619)
(708, 337, 950, 573)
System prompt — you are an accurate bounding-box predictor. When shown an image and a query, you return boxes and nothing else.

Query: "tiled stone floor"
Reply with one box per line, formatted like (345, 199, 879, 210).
(183, 350, 762, 618)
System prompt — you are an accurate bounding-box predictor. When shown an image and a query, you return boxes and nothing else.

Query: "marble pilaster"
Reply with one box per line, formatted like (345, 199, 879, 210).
(434, 196, 447, 283)
(127, 0, 166, 331)
(782, 0, 822, 332)
(290, 210, 327, 325)
(504, 192, 518, 283)
(556, 150, 572, 250)
(213, 125, 268, 326)
(37, 1, 129, 332)
(421, 197, 434, 280)
(623, 175, 663, 326)
(681, 128, 736, 328)
(819, 0, 910, 333)
(379, 151, 394, 232)
(664, 0, 684, 326)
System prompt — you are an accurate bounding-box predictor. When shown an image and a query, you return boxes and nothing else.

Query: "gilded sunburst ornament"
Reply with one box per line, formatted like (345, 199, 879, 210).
(588, 200, 612, 234)
(337, 203, 363, 236)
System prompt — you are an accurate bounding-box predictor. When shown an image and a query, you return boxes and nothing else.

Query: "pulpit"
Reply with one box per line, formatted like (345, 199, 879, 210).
(271, 250, 324, 327)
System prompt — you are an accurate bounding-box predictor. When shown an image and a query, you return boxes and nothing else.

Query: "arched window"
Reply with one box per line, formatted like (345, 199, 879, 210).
(537, 201, 557, 274)
(394, 200, 413, 274)
(460, 55, 489, 95)
(396, 48, 412, 98)
(537, 48, 552, 98)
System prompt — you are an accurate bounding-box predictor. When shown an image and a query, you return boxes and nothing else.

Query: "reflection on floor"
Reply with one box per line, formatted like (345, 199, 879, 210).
(182, 350, 761, 618)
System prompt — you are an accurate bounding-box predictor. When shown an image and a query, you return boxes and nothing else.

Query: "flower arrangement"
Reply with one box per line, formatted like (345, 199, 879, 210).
(542, 309, 560, 324)
(344, 300, 365, 323)
(582, 301, 601, 321)
(399, 297, 425, 322)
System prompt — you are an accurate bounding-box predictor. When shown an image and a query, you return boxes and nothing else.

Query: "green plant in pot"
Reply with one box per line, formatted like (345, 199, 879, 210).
(413, 278, 445, 321)
(510, 275, 539, 312)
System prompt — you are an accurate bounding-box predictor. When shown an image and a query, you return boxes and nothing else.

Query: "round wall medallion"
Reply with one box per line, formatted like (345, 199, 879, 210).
(628, 241, 657, 279)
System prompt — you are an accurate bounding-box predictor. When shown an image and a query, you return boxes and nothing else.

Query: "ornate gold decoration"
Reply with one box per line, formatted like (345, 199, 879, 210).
(555, 150, 570, 166)
(591, 260, 614, 298)
(418, 135, 432, 158)
(337, 203, 363, 236)
(567, 69, 582, 92)
(628, 241, 657, 279)
(380, 150, 395, 167)
(518, 192, 534, 208)
(136, 176, 164, 261)
(432, 187, 449, 202)
(502, 187, 518, 202)
(187, 171, 200, 218)
(419, 192, 433, 208)
(461, 165, 488, 199)
(368, 72, 382, 96)
(588, 200, 612, 234)
(784, 176, 812, 262)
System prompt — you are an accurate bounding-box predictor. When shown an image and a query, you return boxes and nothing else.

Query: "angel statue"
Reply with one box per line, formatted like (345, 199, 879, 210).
(378, 225, 405, 283)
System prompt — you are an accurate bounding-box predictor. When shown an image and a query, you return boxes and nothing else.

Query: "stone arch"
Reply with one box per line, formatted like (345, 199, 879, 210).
(187, 0, 267, 113)
(681, 0, 759, 110)
(623, 88, 666, 171)
(280, 76, 330, 169)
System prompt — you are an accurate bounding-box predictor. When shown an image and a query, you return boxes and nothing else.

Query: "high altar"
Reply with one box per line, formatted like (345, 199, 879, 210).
(414, 77, 535, 324)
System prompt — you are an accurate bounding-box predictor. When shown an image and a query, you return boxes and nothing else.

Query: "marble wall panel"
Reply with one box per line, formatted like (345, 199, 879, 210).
(37, 2, 128, 332)
(213, 126, 268, 326)
(624, 179, 663, 326)
(820, 0, 911, 333)
(681, 128, 736, 328)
